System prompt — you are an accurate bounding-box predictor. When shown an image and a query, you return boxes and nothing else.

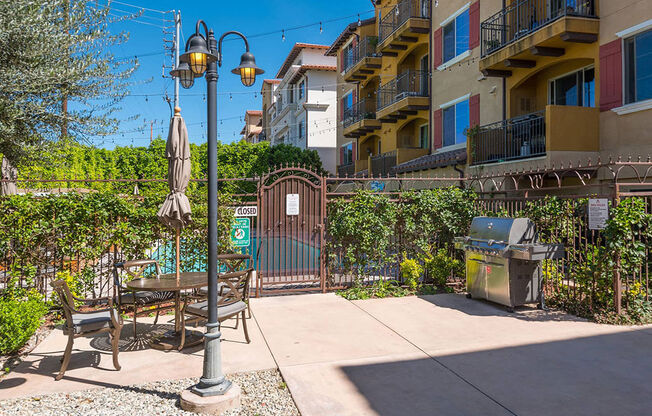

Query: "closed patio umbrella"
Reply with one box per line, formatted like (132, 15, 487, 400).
(157, 106, 192, 280)
(1, 157, 18, 196)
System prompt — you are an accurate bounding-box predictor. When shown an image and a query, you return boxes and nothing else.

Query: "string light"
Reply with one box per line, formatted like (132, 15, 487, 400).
(319, 22, 323, 34)
(282, 30, 286, 42)
(357, 14, 361, 26)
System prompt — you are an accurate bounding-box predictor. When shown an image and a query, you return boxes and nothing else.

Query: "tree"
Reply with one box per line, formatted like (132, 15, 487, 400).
(0, 1, 137, 165)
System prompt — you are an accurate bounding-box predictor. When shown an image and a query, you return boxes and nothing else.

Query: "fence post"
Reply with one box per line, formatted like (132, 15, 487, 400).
(320, 173, 327, 293)
(613, 184, 622, 315)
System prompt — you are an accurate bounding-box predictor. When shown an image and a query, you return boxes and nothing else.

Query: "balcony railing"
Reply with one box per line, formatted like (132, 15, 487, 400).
(379, 0, 430, 44)
(337, 163, 355, 177)
(471, 110, 546, 165)
(481, 0, 597, 57)
(343, 36, 379, 73)
(377, 69, 429, 111)
(371, 150, 397, 177)
(343, 99, 376, 128)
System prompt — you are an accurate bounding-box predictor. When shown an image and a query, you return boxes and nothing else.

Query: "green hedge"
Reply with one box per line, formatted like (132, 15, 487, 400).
(0, 290, 48, 355)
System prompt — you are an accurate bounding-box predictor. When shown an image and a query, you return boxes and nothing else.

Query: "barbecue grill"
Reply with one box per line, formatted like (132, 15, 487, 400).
(454, 217, 564, 312)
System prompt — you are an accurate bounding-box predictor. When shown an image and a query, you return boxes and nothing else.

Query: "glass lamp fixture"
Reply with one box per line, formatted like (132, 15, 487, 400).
(180, 33, 217, 75)
(170, 61, 197, 89)
(231, 51, 264, 87)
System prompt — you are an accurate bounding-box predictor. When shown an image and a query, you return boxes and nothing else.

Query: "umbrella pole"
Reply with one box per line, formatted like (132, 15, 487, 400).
(176, 228, 181, 282)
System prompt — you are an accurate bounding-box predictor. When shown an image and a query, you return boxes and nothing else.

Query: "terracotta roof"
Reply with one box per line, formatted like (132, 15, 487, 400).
(276, 43, 331, 79)
(289, 65, 337, 84)
(325, 17, 376, 56)
(246, 110, 263, 116)
(393, 148, 467, 174)
(263, 79, 281, 84)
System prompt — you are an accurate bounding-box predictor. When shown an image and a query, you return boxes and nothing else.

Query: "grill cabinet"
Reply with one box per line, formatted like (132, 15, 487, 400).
(454, 217, 564, 311)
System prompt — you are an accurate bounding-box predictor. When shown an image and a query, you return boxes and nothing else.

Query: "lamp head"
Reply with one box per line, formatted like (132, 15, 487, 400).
(231, 51, 264, 87)
(170, 61, 199, 89)
(180, 33, 218, 75)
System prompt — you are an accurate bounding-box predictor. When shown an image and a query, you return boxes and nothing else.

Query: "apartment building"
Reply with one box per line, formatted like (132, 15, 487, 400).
(240, 110, 263, 143)
(260, 79, 281, 142)
(328, 0, 431, 177)
(268, 43, 338, 173)
(470, 0, 652, 181)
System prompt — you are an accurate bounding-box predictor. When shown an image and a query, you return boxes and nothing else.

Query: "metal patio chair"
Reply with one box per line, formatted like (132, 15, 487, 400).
(50, 279, 122, 381)
(113, 259, 175, 339)
(179, 268, 253, 349)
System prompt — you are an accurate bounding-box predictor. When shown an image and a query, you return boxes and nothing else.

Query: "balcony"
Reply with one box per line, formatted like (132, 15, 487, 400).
(470, 105, 599, 165)
(338, 163, 355, 177)
(371, 150, 397, 177)
(355, 158, 368, 174)
(376, 69, 429, 122)
(343, 99, 381, 138)
(343, 37, 381, 83)
(377, 0, 430, 56)
(480, 0, 599, 77)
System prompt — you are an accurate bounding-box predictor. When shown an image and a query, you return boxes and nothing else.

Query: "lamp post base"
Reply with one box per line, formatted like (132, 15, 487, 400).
(180, 383, 241, 414)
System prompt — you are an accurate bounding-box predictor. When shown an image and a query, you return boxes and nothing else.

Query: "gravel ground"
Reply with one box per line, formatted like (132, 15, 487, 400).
(0, 369, 299, 416)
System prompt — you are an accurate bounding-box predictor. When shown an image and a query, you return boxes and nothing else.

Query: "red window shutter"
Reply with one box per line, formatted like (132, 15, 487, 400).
(469, 1, 480, 50)
(433, 109, 443, 149)
(352, 37, 357, 48)
(353, 88, 357, 104)
(340, 98, 344, 121)
(352, 141, 357, 162)
(469, 94, 480, 127)
(433, 28, 443, 68)
(340, 51, 344, 71)
(599, 39, 623, 112)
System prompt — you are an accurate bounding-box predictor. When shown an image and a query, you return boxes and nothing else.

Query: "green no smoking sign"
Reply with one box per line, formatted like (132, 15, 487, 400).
(231, 218, 250, 247)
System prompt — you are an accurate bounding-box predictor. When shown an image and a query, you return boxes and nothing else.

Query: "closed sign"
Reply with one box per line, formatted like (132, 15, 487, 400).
(234, 206, 257, 217)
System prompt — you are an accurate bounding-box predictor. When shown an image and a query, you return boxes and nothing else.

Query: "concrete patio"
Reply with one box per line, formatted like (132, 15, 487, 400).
(1, 293, 651, 415)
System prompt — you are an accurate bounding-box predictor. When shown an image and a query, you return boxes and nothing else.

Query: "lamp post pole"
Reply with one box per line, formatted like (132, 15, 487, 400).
(172, 20, 263, 404)
(194, 28, 232, 397)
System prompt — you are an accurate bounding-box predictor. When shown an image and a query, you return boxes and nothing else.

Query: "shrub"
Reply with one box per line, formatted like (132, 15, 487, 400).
(0, 291, 48, 354)
(425, 249, 464, 288)
(399, 257, 423, 291)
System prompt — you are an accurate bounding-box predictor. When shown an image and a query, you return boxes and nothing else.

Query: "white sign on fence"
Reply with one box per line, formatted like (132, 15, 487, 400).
(234, 205, 258, 217)
(588, 198, 609, 230)
(286, 193, 300, 216)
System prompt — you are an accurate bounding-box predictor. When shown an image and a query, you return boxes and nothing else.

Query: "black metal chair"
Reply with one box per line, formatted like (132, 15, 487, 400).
(112, 259, 175, 339)
(179, 268, 253, 349)
(50, 279, 122, 381)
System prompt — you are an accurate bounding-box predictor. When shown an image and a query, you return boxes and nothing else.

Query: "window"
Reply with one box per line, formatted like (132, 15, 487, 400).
(549, 66, 595, 107)
(442, 98, 469, 147)
(342, 143, 353, 165)
(298, 121, 304, 139)
(299, 80, 305, 100)
(344, 92, 353, 110)
(625, 29, 652, 104)
(419, 124, 429, 149)
(443, 8, 469, 63)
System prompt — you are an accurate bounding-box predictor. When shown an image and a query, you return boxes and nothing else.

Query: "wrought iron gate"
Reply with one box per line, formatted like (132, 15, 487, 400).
(255, 167, 325, 295)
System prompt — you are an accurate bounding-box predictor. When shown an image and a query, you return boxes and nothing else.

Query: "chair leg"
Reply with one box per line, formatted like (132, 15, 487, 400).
(154, 306, 160, 325)
(56, 334, 74, 381)
(241, 310, 250, 344)
(234, 313, 239, 329)
(132, 306, 138, 341)
(178, 308, 186, 351)
(111, 326, 122, 371)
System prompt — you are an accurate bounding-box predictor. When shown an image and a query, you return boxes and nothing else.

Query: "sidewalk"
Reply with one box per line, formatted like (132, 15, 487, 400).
(1, 293, 651, 415)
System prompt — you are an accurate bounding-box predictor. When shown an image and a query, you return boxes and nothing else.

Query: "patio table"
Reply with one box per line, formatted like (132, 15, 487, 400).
(126, 272, 206, 350)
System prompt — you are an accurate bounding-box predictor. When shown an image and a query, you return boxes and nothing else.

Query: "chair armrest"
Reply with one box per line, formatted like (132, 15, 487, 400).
(71, 294, 111, 306)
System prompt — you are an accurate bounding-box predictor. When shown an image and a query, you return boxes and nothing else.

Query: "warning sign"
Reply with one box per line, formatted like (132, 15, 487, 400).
(231, 218, 250, 247)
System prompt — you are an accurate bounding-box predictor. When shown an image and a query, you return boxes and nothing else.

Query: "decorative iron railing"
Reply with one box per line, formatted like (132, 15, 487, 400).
(377, 69, 429, 111)
(481, 0, 597, 57)
(343, 99, 377, 128)
(343, 36, 379, 73)
(370, 150, 397, 176)
(379, 0, 430, 44)
(471, 110, 546, 165)
(337, 163, 355, 177)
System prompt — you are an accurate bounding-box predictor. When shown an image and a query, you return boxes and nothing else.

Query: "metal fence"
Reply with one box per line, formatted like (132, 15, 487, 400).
(377, 69, 429, 111)
(2, 159, 651, 317)
(481, 0, 597, 56)
(370, 150, 397, 177)
(471, 110, 546, 165)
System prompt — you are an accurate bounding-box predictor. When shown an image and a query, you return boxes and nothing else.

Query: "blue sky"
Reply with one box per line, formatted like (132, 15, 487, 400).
(94, 0, 374, 149)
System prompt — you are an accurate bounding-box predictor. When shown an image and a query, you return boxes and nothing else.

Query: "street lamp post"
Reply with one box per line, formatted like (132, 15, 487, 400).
(171, 20, 263, 399)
